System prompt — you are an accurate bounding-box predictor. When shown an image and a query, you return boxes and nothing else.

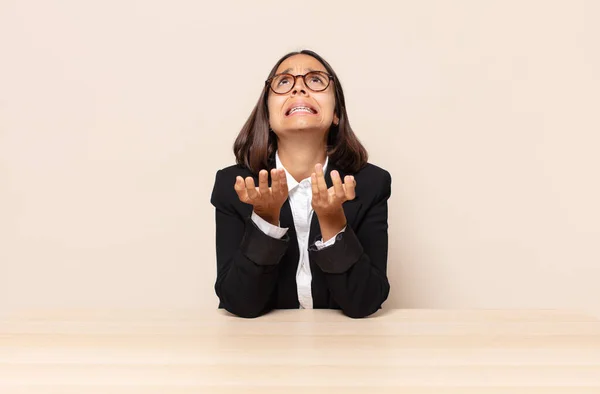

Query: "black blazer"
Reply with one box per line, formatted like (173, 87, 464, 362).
(210, 160, 391, 318)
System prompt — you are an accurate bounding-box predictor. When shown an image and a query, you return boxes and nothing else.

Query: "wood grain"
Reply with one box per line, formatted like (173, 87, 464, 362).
(1, 309, 599, 393)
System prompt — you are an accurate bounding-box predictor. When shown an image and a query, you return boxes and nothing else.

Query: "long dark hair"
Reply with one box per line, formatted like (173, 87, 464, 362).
(233, 50, 368, 175)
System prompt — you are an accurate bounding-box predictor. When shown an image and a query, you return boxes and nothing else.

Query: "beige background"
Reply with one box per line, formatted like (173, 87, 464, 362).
(1, 0, 599, 318)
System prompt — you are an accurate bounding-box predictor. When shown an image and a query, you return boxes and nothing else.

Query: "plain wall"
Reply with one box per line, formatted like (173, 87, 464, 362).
(1, 0, 599, 317)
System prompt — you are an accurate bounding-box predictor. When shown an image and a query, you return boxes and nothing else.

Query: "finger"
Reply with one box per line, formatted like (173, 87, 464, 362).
(245, 176, 259, 200)
(258, 170, 269, 196)
(344, 175, 356, 200)
(234, 176, 249, 202)
(315, 163, 328, 199)
(270, 169, 279, 195)
(331, 170, 345, 200)
(310, 173, 319, 200)
(278, 169, 288, 196)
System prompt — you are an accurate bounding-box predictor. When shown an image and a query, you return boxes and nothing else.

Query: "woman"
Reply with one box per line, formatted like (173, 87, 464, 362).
(210, 50, 391, 318)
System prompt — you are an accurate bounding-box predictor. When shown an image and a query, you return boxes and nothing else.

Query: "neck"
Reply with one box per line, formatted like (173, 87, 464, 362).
(277, 136, 327, 182)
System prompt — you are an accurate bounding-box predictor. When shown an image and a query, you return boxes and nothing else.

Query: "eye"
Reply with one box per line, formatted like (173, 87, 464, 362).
(275, 75, 293, 86)
(306, 72, 328, 88)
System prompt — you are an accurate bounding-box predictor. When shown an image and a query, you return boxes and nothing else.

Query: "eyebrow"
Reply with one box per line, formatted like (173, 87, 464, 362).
(279, 67, 322, 74)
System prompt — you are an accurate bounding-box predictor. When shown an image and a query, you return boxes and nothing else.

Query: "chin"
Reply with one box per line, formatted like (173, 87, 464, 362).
(285, 119, 322, 130)
(284, 125, 322, 133)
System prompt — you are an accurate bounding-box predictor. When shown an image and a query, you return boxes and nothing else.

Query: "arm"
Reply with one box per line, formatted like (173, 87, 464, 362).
(211, 169, 290, 318)
(309, 170, 391, 318)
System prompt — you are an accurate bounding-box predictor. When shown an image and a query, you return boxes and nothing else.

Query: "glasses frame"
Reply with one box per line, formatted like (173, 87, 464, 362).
(265, 71, 334, 95)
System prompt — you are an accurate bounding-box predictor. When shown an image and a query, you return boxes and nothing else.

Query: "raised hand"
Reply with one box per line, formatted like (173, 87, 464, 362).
(234, 168, 288, 226)
(311, 163, 356, 217)
(311, 163, 356, 241)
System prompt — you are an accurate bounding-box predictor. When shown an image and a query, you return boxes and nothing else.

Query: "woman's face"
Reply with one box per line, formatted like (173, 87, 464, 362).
(267, 54, 339, 137)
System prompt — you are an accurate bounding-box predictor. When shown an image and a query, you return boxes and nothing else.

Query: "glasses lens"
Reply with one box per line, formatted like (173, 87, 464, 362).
(271, 74, 295, 94)
(305, 72, 330, 92)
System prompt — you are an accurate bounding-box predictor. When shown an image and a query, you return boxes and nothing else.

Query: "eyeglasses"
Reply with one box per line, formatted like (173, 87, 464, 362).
(266, 71, 333, 94)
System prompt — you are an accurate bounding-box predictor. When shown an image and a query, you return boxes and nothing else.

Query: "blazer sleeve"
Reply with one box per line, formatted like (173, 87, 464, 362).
(308, 170, 392, 318)
(211, 169, 290, 318)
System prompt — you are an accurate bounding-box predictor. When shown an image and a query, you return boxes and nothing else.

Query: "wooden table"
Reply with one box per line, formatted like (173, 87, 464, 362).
(1, 308, 600, 393)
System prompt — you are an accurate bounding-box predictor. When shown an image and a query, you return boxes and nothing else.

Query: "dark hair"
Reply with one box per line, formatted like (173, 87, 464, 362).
(233, 49, 368, 175)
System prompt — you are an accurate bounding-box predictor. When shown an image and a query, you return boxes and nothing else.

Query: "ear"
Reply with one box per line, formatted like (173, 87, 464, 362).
(333, 113, 339, 126)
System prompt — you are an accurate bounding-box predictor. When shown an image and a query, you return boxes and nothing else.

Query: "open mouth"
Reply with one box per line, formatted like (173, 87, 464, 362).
(286, 106, 317, 116)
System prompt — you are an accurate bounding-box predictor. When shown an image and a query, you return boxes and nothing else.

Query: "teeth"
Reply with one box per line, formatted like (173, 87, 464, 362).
(289, 107, 313, 114)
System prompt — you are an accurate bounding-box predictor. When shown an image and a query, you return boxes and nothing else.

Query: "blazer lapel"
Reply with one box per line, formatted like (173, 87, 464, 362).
(279, 198, 295, 236)
(276, 198, 301, 308)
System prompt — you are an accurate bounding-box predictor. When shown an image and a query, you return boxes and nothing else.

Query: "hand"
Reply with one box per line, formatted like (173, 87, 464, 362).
(234, 169, 288, 226)
(311, 163, 356, 241)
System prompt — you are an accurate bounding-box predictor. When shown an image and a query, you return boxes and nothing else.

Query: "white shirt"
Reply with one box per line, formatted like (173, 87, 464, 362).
(251, 152, 345, 309)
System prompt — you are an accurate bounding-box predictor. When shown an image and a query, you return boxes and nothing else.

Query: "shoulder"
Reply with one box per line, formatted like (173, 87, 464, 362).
(210, 164, 253, 210)
(353, 163, 391, 197)
(215, 164, 254, 179)
(212, 164, 255, 191)
(354, 162, 391, 182)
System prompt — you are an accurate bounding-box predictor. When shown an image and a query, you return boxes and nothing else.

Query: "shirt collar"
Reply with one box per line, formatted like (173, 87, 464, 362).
(275, 151, 329, 192)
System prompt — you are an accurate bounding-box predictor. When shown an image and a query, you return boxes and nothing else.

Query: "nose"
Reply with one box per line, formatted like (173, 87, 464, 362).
(291, 75, 308, 96)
